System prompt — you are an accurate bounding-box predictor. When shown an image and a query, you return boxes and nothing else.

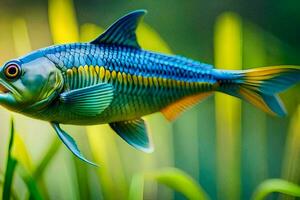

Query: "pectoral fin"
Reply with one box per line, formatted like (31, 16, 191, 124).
(51, 122, 97, 166)
(60, 83, 114, 116)
(109, 118, 153, 153)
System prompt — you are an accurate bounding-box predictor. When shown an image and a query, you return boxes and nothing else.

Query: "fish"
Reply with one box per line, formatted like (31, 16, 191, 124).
(0, 10, 300, 166)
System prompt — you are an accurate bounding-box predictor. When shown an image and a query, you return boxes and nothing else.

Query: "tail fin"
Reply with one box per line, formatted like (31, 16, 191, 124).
(217, 66, 300, 116)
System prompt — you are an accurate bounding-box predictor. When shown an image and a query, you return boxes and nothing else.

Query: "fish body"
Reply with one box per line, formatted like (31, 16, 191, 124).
(1, 10, 300, 165)
(21, 43, 217, 124)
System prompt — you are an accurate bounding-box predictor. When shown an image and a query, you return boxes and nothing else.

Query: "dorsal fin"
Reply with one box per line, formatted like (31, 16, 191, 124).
(161, 92, 213, 121)
(90, 10, 147, 48)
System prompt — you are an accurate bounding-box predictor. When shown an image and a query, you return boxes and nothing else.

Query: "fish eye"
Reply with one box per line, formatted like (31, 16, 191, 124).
(4, 63, 21, 80)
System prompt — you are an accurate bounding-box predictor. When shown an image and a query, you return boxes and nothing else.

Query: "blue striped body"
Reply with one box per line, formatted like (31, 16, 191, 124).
(20, 43, 221, 124)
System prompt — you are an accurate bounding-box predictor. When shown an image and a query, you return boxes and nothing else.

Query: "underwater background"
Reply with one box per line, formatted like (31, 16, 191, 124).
(0, 0, 300, 199)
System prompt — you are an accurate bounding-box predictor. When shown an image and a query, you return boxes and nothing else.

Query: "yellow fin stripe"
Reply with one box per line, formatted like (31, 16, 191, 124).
(161, 92, 213, 121)
(100, 66, 105, 80)
(239, 88, 274, 115)
(66, 66, 203, 93)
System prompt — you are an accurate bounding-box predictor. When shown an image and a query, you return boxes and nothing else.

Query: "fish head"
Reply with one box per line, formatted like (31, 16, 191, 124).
(0, 56, 63, 112)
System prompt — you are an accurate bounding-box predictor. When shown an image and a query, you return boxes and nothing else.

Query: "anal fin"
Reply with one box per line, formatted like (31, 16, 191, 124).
(161, 92, 213, 121)
(109, 118, 153, 153)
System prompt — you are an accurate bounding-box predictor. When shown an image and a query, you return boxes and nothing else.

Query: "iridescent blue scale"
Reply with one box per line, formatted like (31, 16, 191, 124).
(32, 42, 215, 124)
(44, 43, 215, 83)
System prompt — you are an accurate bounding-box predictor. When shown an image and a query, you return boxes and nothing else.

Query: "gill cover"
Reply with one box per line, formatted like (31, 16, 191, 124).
(0, 56, 63, 112)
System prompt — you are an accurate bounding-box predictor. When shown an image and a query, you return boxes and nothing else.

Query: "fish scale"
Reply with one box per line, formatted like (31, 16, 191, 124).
(47, 44, 215, 85)
(46, 44, 212, 79)
(52, 43, 210, 123)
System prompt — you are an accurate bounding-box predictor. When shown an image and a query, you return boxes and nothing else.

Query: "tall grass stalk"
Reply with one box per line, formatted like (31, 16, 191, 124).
(2, 120, 17, 200)
(48, 0, 79, 43)
(11, 132, 42, 200)
(214, 12, 242, 200)
(87, 125, 128, 199)
(33, 139, 61, 180)
(12, 18, 32, 56)
(281, 105, 300, 199)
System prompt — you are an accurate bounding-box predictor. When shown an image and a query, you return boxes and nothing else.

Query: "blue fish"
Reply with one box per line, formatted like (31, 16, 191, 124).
(0, 10, 299, 165)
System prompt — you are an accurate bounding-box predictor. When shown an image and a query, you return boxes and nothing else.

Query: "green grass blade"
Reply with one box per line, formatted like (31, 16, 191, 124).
(214, 12, 242, 200)
(12, 133, 33, 173)
(2, 160, 17, 200)
(129, 173, 144, 200)
(129, 168, 210, 200)
(0, 172, 2, 196)
(8, 119, 14, 152)
(251, 179, 300, 200)
(1, 171, 18, 200)
(281, 106, 300, 184)
(10, 131, 43, 199)
(12, 18, 32, 56)
(33, 138, 61, 180)
(33, 139, 61, 198)
(0, 172, 3, 184)
(149, 168, 210, 200)
(2, 119, 18, 200)
(87, 125, 128, 199)
(17, 166, 43, 200)
(48, 0, 79, 44)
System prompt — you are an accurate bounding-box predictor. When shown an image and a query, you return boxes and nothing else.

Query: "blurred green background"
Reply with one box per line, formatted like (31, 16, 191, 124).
(0, 0, 300, 200)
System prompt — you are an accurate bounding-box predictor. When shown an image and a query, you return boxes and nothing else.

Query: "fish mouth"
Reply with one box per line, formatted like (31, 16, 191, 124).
(0, 83, 10, 94)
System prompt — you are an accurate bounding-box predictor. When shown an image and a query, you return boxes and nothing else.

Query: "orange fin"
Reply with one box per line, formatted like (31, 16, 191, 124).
(161, 92, 213, 121)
